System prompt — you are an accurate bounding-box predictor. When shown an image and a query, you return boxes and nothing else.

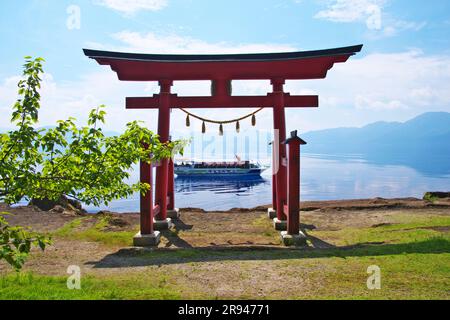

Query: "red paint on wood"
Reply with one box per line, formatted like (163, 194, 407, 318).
(284, 131, 307, 235)
(271, 139, 277, 211)
(153, 205, 161, 216)
(139, 144, 153, 235)
(126, 94, 318, 109)
(154, 80, 172, 221)
(272, 174, 277, 211)
(96, 55, 351, 81)
(287, 142, 300, 235)
(168, 158, 175, 210)
(212, 78, 232, 97)
(272, 79, 287, 221)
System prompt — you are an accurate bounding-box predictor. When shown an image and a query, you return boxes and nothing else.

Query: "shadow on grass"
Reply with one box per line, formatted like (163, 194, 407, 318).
(86, 237, 450, 269)
(161, 230, 194, 248)
(172, 219, 194, 232)
(159, 219, 195, 248)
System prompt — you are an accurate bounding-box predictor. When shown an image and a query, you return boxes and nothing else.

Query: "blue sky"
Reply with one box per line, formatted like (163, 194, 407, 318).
(1, 0, 450, 135)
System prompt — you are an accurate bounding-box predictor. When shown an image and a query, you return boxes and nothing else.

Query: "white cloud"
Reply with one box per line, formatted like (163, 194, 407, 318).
(409, 87, 438, 106)
(314, 0, 427, 37)
(381, 20, 427, 38)
(2, 33, 450, 134)
(355, 96, 407, 110)
(281, 49, 450, 129)
(95, 0, 168, 14)
(0, 71, 157, 131)
(110, 31, 297, 54)
(315, 0, 386, 30)
(1, 33, 297, 132)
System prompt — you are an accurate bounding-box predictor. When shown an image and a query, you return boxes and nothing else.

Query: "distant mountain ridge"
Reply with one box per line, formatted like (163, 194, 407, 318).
(302, 112, 450, 154)
(2, 112, 449, 155)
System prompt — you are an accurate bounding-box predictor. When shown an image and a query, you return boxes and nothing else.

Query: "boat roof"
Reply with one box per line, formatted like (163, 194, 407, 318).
(175, 159, 253, 163)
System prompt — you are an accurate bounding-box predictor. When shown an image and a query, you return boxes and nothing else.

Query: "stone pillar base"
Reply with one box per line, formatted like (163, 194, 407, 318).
(267, 208, 277, 219)
(167, 208, 180, 220)
(153, 218, 173, 231)
(280, 231, 307, 246)
(133, 231, 161, 247)
(273, 218, 287, 231)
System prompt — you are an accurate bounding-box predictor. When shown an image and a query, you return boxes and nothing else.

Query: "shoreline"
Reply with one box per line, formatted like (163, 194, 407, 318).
(4, 195, 450, 216)
(185, 196, 450, 214)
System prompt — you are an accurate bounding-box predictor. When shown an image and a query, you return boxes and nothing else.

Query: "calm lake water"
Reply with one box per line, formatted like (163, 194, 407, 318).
(84, 153, 450, 212)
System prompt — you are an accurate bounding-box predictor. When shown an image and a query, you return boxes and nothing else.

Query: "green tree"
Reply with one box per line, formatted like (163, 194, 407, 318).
(0, 57, 185, 270)
(0, 56, 184, 206)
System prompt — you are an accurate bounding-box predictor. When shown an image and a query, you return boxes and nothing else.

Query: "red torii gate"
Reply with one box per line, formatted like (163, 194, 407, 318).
(84, 44, 362, 246)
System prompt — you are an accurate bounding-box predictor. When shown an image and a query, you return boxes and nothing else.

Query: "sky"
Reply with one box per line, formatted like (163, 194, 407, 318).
(1, 0, 450, 137)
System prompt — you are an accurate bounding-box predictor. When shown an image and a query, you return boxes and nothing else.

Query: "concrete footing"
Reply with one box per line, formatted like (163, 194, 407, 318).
(267, 208, 277, 219)
(273, 218, 287, 231)
(153, 218, 173, 231)
(133, 231, 161, 247)
(280, 231, 307, 247)
(167, 208, 180, 220)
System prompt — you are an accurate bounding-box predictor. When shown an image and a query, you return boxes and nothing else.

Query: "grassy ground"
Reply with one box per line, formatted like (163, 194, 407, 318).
(0, 204, 449, 300)
(0, 273, 181, 300)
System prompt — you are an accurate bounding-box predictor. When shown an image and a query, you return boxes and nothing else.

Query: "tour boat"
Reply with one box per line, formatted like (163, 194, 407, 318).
(174, 159, 267, 177)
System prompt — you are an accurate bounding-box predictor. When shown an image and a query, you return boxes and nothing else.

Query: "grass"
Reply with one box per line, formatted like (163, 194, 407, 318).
(252, 214, 280, 238)
(0, 272, 181, 300)
(1, 210, 449, 299)
(423, 192, 440, 203)
(53, 216, 137, 247)
(310, 213, 450, 247)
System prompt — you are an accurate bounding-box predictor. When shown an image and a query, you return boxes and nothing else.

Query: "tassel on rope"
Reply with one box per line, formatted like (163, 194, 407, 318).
(251, 114, 256, 126)
(186, 114, 190, 127)
(180, 107, 263, 135)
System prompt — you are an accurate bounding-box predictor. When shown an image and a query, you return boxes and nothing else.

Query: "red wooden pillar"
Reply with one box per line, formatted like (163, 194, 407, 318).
(140, 144, 154, 235)
(167, 157, 175, 210)
(155, 80, 173, 221)
(272, 174, 277, 210)
(270, 139, 277, 211)
(212, 78, 232, 97)
(283, 131, 307, 235)
(272, 78, 287, 221)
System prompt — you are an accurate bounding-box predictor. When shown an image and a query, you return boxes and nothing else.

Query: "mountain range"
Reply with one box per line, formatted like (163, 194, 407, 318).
(2, 112, 449, 155)
(301, 112, 450, 155)
(2, 111, 449, 175)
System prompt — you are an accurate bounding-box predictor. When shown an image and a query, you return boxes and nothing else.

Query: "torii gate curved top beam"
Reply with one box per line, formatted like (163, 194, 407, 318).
(83, 44, 363, 245)
(83, 44, 362, 81)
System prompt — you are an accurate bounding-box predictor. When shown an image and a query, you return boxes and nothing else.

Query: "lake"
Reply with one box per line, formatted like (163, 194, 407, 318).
(84, 153, 450, 212)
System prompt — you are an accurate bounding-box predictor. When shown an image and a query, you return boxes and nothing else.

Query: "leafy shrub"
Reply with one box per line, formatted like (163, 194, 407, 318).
(0, 212, 51, 271)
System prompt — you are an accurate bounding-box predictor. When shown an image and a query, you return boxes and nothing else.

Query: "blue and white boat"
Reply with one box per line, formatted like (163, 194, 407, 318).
(174, 159, 267, 177)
